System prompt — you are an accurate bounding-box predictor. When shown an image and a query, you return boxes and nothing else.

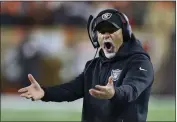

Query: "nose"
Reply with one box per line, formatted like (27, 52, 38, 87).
(103, 33, 111, 40)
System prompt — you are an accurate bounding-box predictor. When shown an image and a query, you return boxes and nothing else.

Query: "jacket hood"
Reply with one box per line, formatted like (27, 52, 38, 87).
(99, 39, 150, 63)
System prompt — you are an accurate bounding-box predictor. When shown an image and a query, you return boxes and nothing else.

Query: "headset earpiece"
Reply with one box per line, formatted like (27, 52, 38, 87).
(119, 13, 132, 41)
(87, 15, 100, 48)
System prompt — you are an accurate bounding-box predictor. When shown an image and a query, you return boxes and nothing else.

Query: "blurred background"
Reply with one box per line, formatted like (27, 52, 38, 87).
(1, 1, 176, 121)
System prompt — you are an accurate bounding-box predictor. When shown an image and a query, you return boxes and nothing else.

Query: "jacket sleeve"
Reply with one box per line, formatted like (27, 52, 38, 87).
(40, 61, 91, 102)
(110, 57, 154, 104)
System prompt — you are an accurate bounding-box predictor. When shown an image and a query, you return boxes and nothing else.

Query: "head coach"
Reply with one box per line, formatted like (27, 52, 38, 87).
(18, 8, 154, 122)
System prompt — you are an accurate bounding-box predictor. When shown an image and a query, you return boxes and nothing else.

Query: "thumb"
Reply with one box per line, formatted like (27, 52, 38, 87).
(107, 76, 113, 86)
(28, 74, 38, 84)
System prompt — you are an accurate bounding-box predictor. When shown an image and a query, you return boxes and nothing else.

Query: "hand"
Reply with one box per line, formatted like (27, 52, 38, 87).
(18, 74, 45, 101)
(89, 76, 115, 99)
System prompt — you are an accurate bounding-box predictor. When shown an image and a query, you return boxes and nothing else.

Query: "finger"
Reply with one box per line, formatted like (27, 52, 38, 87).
(90, 92, 100, 99)
(107, 76, 113, 85)
(25, 94, 33, 99)
(20, 92, 30, 98)
(89, 89, 99, 98)
(18, 87, 28, 93)
(89, 89, 105, 96)
(95, 85, 107, 92)
(28, 74, 37, 84)
(89, 89, 105, 99)
(20, 92, 32, 99)
(26, 94, 33, 99)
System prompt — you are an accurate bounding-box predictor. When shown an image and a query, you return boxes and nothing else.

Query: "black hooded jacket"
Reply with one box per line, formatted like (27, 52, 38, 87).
(41, 38, 154, 122)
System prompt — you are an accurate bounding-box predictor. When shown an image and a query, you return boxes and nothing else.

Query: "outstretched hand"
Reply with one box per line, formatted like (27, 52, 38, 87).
(89, 76, 115, 99)
(18, 74, 44, 101)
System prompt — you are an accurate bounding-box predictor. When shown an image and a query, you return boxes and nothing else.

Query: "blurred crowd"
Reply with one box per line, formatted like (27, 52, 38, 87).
(0, 1, 155, 26)
(1, 1, 176, 95)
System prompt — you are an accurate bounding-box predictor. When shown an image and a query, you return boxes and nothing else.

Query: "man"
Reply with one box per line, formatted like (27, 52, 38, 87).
(18, 9, 154, 122)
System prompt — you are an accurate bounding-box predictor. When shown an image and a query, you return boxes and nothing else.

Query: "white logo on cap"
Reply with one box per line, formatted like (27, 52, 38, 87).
(102, 13, 112, 20)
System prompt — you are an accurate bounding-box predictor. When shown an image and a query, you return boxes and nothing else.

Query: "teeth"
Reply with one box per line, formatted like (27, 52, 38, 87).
(104, 41, 112, 43)
(103, 39, 112, 42)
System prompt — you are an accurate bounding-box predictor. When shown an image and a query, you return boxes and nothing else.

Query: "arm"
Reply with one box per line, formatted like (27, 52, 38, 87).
(40, 60, 92, 102)
(110, 57, 154, 104)
(41, 72, 84, 102)
(18, 61, 91, 102)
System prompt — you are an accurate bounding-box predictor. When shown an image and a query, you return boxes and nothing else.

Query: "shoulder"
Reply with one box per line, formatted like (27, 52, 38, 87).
(127, 54, 153, 70)
(85, 57, 100, 68)
(129, 54, 151, 62)
(83, 57, 101, 74)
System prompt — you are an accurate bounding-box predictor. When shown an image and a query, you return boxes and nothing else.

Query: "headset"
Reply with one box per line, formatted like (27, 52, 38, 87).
(87, 8, 132, 49)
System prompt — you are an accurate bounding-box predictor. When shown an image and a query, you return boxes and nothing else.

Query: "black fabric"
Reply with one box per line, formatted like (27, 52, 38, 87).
(94, 12, 123, 31)
(41, 39, 154, 122)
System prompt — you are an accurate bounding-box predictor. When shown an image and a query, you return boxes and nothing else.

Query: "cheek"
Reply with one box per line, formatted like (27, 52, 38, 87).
(112, 33, 123, 46)
(98, 34, 103, 45)
(112, 32, 122, 40)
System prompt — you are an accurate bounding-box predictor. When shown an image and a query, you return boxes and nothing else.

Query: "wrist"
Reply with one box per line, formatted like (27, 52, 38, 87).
(40, 87, 48, 101)
(109, 88, 117, 101)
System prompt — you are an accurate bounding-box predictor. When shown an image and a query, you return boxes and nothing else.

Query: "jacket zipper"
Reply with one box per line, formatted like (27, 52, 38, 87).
(98, 62, 102, 85)
(104, 63, 112, 85)
(99, 62, 112, 85)
(93, 59, 101, 86)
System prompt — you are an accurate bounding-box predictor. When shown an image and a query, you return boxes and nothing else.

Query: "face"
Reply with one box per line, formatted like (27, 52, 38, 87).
(97, 24, 123, 59)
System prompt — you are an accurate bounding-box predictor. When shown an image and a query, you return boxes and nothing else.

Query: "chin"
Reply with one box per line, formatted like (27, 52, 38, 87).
(104, 51, 116, 59)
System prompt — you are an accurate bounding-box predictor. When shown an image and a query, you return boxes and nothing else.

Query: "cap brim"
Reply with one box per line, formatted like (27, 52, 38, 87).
(94, 20, 120, 31)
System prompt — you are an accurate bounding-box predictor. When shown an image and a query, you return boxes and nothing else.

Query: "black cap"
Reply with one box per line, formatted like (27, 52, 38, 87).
(94, 11, 123, 32)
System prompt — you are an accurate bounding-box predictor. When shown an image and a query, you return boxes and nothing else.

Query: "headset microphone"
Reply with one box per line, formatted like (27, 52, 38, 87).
(84, 15, 99, 74)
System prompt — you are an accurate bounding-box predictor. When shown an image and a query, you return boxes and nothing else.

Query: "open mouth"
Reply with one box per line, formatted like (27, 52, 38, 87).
(104, 42, 114, 53)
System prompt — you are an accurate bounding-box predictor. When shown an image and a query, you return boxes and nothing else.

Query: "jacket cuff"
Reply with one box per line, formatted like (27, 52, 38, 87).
(109, 88, 118, 103)
(40, 87, 50, 102)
